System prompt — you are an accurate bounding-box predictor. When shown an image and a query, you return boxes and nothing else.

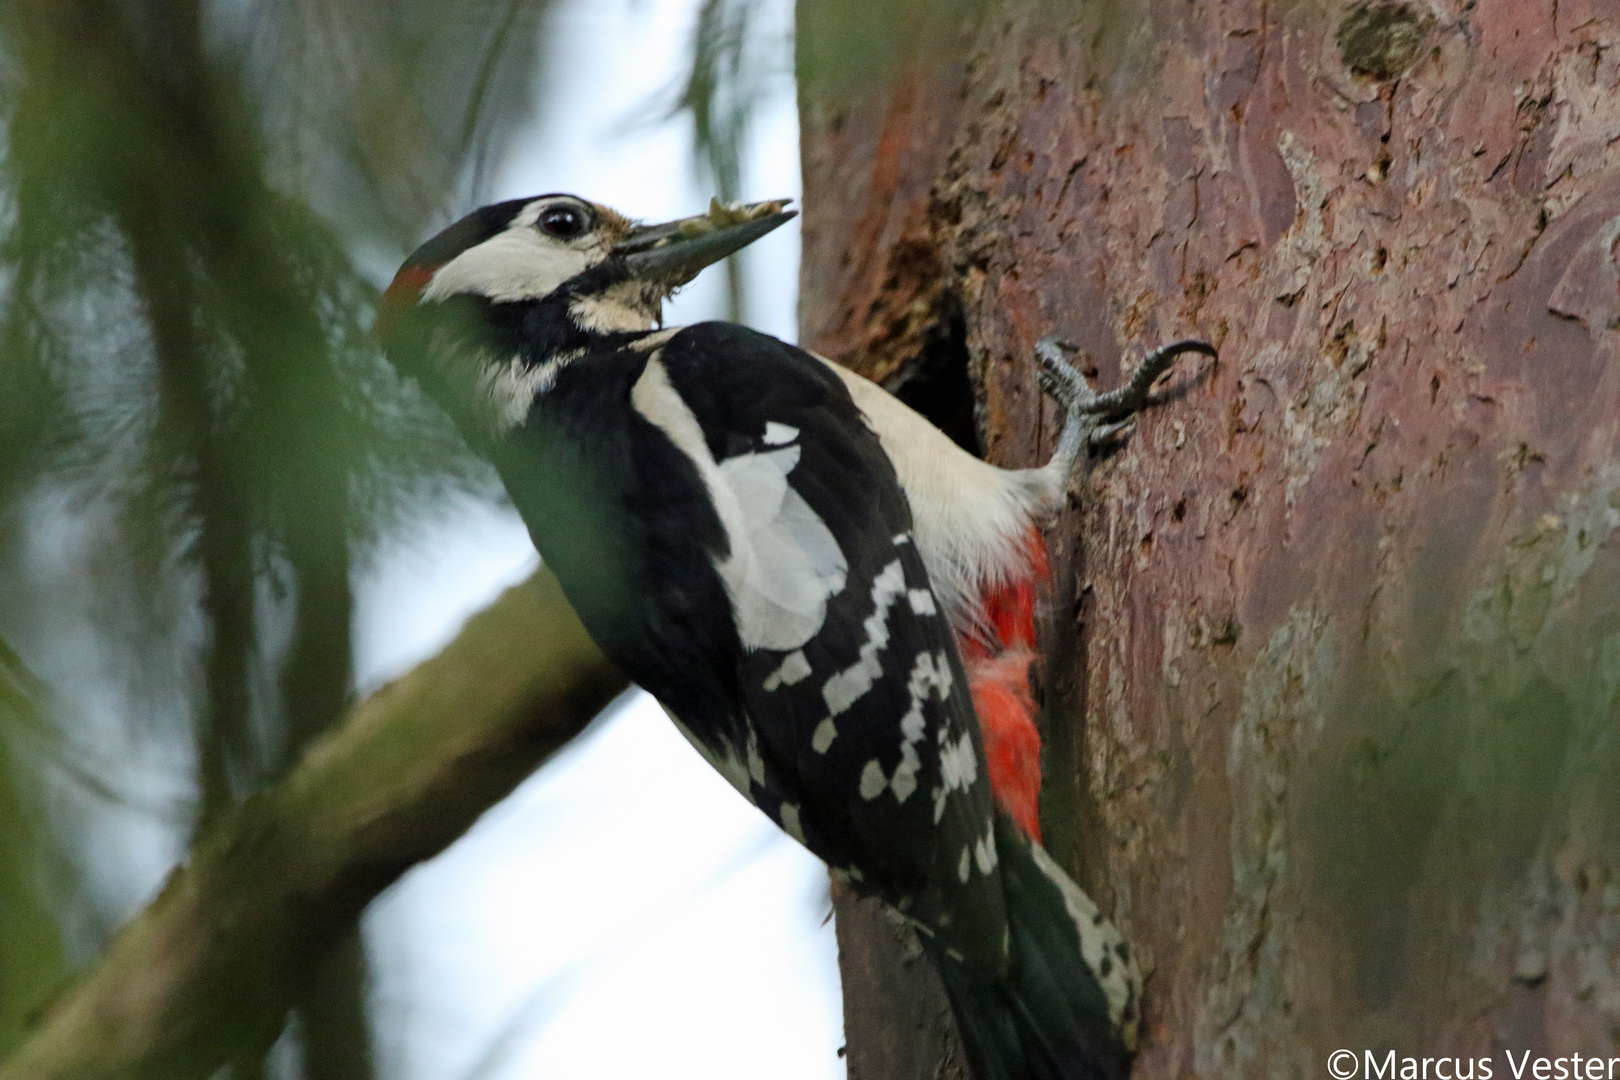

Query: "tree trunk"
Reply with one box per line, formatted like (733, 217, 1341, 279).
(797, 1, 1620, 1075)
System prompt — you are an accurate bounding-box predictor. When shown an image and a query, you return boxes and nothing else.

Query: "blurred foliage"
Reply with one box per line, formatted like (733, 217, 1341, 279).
(794, 0, 973, 97)
(668, 0, 793, 321)
(0, 0, 811, 1072)
(0, 0, 553, 1072)
(0, 640, 66, 1058)
(794, 0, 1157, 103)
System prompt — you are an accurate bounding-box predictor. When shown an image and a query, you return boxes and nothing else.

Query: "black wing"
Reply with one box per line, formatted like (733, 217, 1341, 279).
(659, 322, 1009, 976)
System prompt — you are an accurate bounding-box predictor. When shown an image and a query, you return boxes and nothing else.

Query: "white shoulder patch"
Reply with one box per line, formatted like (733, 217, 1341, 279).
(717, 443, 848, 650)
(629, 328, 681, 353)
(631, 357, 848, 652)
(763, 421, 799, 446)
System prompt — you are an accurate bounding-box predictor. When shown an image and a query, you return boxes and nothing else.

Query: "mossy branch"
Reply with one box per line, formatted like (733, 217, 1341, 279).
(0, 568, 628, 1080)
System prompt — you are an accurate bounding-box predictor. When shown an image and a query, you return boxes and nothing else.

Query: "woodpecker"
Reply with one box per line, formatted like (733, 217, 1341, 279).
(379, 192, 1210, 1080)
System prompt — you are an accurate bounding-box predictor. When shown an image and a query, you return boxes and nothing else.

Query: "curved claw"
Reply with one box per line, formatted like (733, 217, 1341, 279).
(1028, 335, 1215, 496)
(1083, 338, 1217, 418)
(1087, 417, 1135, 446)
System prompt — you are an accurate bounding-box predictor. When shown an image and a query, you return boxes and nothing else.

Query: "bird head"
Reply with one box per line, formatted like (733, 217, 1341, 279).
(377, 193, 795, 441)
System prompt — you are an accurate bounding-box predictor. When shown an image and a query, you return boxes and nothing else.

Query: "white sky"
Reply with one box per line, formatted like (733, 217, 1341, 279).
(353, 1, 845, 1078)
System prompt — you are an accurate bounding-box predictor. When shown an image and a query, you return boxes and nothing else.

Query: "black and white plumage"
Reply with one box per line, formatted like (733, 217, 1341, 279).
(379, 193, 1148, 1080)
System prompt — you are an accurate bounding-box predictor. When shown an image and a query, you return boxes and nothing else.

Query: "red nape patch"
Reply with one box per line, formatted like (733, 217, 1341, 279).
(968, 650, 1043, 841)
(375, 264, 439, 342)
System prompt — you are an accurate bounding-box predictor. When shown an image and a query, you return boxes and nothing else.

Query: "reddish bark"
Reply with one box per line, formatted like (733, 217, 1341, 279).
(800, 1, 1620, 1075)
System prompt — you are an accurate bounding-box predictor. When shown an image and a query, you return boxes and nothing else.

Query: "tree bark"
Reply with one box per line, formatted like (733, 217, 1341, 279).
(799, 1, 1620, 1075)
(0, 569, 627, 1080)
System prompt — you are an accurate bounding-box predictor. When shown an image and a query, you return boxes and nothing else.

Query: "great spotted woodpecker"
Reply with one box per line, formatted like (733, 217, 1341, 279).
(378, 193, 1210, 1080)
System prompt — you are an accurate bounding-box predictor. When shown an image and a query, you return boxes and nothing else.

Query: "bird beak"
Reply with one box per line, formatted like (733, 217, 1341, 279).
(614, 198, 796, 287)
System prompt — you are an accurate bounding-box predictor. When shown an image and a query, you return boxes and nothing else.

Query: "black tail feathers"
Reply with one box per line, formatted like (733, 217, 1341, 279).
(923, 817, 1141, 1080)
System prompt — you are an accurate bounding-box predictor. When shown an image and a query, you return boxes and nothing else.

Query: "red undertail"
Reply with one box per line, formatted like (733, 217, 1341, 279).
(958, 528, 1049, 842)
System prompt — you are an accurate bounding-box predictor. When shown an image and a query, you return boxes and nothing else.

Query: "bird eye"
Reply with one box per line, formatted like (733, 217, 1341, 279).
(538, 204, 588, 239)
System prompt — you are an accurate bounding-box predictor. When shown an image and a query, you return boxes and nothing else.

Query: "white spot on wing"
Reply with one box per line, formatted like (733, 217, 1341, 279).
(901, 704, 928, 744)
(763, 649, 811, 692)
(779, 802, 805, 843)
(763, 421, 799, 445)
(811, 718, 837, 754)
(908, 589, 937, 615)
(974, 828, 998, 874)
(958, 847, 972, 883)
(746, 732, 766, 786)
(1027, 840, 1142, 1048)
(859, 759, 887, 801)
(939, 733, 977, 789)
(821, 560, 906, 715)
(934, 731, 978, 823)
(891, 743, 922, 802)
(886, 651, 952, 805)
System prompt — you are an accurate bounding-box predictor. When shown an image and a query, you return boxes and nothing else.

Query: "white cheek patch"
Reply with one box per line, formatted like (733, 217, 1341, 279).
(630, 357, 848, 652)
(423, 227, 591, 304)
